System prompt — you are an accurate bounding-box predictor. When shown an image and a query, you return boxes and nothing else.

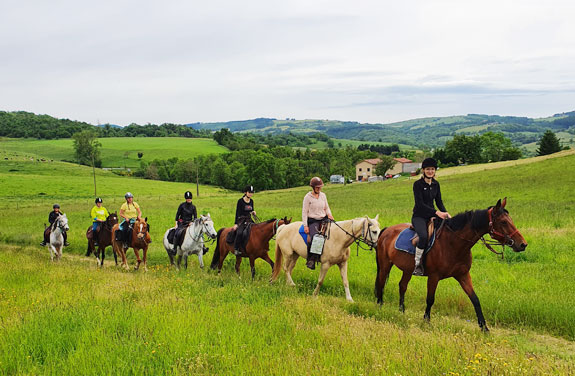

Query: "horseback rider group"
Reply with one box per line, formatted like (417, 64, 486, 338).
(41, 157, 447, 277)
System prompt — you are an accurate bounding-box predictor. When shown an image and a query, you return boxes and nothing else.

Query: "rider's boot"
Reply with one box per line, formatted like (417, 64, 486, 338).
(234, 248, 242, 256)
(203, 246, 209, 255)
(413, 247, 425, 276)
(63, 232, 70, 247)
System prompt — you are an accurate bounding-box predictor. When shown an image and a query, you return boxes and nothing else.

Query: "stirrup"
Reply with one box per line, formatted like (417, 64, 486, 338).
(413, 264, 424, 276)
(306, 259, 316, 270)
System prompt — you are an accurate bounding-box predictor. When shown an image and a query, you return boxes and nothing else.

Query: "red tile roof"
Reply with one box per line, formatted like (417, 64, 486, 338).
(363, 158, 382, 165)
(393, 157, 412, 163)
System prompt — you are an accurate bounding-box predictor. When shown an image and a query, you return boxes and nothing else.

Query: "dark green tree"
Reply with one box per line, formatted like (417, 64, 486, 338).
(536, 130, 562, 156)
(72, 130, 102, 167)
(375, 156, 396, 176)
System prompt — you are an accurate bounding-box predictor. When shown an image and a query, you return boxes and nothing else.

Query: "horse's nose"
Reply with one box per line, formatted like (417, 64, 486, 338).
(517, 242, 527, 252)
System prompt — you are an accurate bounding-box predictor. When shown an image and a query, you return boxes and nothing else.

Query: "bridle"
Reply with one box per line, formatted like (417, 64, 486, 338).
(331, 218, 379, 254)
(189, 217, 217, 243)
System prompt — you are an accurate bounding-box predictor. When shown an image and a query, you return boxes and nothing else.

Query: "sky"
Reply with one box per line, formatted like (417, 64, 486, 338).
(1, 0, 574, 126)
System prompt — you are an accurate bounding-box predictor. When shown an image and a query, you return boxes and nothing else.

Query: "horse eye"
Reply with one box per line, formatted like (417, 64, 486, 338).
(500, 221, 508, 226)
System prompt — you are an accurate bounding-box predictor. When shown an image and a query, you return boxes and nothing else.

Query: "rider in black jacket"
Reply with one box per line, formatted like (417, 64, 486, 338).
(233, 185, 256, 255)
(170, 191, 197, 255)
(412, 158, 450, 275)
(40, 204, 69, 246)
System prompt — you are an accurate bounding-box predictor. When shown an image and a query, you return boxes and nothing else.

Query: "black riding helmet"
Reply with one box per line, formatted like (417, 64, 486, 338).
(95, 197, 103, 204)
(243, 185, 254, 194)
(53, 203, 60, 209)
(184, 191, 193, 199)
(421, 158, 438, 169)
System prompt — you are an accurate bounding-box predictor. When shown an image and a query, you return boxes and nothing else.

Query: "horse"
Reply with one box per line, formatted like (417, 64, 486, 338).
(210, 217, 291, 280)
(162, 214, 218, 270)
(374, 198, 527, 331)
(86, 212, 119, 267)
(111, 217, 151, 271)
(48, 214, 69, 262)
(271, 215, 380, 302)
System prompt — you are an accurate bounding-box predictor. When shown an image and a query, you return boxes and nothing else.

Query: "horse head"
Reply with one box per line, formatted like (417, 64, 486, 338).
(490, 198, 527, 252)
(363, 214, 380, 247)
(134, 217, 149, 242)
(200, 214, 218, 239)
(107, 212, 119, 227)
(56, 214, 70, 232)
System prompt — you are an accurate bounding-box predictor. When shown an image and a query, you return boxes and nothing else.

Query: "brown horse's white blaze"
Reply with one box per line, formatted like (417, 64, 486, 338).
(271, 215, 380, 302)
(374, 198, 527, 331)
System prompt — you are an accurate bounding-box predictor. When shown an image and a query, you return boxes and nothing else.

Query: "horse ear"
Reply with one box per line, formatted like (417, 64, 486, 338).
(495, 199, 502, 212)
(145, 217, 148, 222)
(502, 197, 507, 208)
(375, 214, 379, 222)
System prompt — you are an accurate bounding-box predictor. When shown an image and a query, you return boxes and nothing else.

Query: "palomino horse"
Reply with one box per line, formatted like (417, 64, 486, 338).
(162, 214, 218, 270)
(375, 198, 527, 331)
(271, 215, 380, 302)
(48, 214, 69, 262)
(86, 212, 119, 267)
(210, 217, 291, 279)
(111, 218, 151, 271)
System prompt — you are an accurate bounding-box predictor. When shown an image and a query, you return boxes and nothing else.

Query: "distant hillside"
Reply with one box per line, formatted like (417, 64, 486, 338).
(188, 112, 575, 148)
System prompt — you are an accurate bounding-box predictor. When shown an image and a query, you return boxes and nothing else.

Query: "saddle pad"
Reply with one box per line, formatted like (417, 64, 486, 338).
(298, 224, 308, 244)
(394, 227, 436, 255)
(167, 228, 176, 243)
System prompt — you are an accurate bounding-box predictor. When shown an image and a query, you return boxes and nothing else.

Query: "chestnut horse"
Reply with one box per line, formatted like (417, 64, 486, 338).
(111, 218, 151, 271)
(86, 212, 119, 267)
(375, 198, 527, 331)
(210, 217, 291, 279)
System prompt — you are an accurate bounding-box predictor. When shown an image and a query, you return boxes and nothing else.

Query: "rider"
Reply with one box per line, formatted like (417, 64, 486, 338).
(412, 157, 451, 276)
(233, 185, 256, 256)
(89, 197, 109, 246)
(40, 204, 69, 247)
(119, 192, 142, 247)
(170, 191, 198, 255)
(302, 177, 334, 270)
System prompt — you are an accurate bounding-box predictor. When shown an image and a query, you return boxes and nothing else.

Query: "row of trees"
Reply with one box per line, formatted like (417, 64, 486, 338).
(433, 132, 522, 166)
(135, 147, 377, 191)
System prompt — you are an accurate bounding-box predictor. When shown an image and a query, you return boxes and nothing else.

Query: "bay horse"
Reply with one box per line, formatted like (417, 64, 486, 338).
(271, 215, 380, 302)
(162, 214, 218, 270)
(111, 218, 151, 271)
(86, 212, 119, 267)
(48, 214, 69, 262)
(210, 217, 291, 280)
(375, 198, 527, 331)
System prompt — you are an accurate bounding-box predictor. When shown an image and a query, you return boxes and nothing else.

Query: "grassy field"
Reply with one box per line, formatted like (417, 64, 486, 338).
(0, 149, 574, 374)
(0, 137, 228, 168)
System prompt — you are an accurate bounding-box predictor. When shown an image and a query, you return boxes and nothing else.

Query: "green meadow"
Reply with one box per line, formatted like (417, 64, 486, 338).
(0, 137, 228, 168)
(0, 147, 574, 375)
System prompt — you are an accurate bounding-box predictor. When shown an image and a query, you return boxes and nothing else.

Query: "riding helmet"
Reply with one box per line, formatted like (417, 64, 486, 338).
(95, 197, 103, 204)
(243, 185, 254, 194)
(309, 177, 324, 188)
(53, 203, 60, 209)
(184, 191, 193, 199)
(421, 158, 438, 169)
(125, 192, 134, 199)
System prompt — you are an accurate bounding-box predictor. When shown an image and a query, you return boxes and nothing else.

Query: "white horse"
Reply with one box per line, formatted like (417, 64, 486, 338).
(49, 214, 69, 262)
(271, 215, 380, 302)
(163, 214, 218, 270)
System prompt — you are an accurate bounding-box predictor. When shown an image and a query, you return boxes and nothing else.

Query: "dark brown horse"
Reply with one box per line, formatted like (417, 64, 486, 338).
(111, 218, 151, 271)
(375, 198, 527, 331)
(210, 217, 291, 279)
(86, 212, 119, 267)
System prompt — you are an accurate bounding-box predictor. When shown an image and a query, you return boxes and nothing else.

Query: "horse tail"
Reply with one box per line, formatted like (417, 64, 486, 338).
(374, 227, 388, 299)
(210, 228, 224, 270)
(270, 230, 284, 283)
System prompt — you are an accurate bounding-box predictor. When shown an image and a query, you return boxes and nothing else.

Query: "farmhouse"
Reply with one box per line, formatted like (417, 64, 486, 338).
(388, 157, 421, 175)
(355, 158, 381, 181)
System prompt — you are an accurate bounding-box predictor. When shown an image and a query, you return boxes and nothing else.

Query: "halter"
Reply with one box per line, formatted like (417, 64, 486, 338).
(54, 216, 67, 231)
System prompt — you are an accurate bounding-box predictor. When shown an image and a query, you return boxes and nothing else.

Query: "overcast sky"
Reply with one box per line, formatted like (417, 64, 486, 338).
(1, 0, 574, 126)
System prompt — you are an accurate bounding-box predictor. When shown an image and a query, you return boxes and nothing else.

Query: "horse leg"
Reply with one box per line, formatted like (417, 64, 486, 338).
(184, 253, 188, 270)
(133, 249, 141, 271)
(261, 253, 274, 271)
(338, 260, 353, 302)
(455, 273, 489, 332)
(424, 275, 439, 321)
(235, 256, 242, 276)
(143, 247, 148, 272)
(375, 260, 393, 305)
(217, 247, 228, 274)
(285, 254, 298, 287)
(249, 257, 256, 280)
(48, 244, 55, 262)
(198, 251, 204, 269)
(312, 262, 331, 298)
(398, 271, 413, 313)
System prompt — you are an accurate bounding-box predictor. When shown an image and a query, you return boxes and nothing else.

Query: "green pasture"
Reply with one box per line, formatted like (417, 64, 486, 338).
(0, 150, 574, 374)
(0, 137, 228, 168)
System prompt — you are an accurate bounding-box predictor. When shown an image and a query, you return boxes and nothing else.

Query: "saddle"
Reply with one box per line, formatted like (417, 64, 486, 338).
(409, 218, 437, 248)
(226, 222, 253, 251)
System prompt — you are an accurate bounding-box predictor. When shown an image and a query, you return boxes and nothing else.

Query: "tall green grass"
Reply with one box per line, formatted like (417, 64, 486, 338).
(0, 150, 574, 374)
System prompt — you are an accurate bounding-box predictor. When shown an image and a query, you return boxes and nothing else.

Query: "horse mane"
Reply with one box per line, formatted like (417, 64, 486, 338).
(262, 218, 276, 224)
(445, 209, 489, 232)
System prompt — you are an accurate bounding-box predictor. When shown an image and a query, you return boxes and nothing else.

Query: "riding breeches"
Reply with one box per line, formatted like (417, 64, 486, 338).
(412, 216, 429, 249)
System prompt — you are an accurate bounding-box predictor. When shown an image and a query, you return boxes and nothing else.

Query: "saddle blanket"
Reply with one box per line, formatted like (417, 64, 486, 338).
(394, 227, 436, 255)
(298, 224, 308, 244)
